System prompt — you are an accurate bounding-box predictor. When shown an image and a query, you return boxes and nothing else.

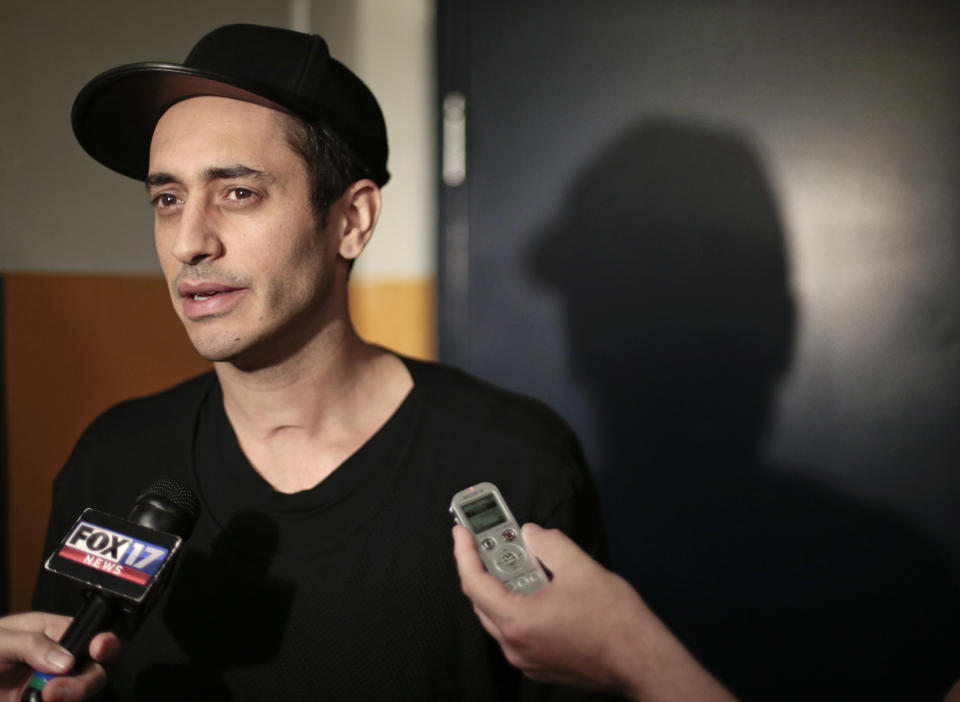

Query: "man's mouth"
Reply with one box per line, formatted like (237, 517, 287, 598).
(176, 281, 247, 319)
(177, 281, 242, 299)
(191, 290, 225, 301)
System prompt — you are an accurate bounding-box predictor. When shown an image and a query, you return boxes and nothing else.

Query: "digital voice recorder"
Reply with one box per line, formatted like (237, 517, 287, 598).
(450, 482, 547, 594)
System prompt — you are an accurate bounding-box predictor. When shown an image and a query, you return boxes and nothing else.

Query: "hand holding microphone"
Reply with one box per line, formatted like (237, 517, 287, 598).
(0, 612, 119, 702)
(18, 480, 199, 702)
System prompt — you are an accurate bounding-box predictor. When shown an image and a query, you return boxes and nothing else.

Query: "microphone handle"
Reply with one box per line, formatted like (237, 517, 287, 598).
(20, 593, 118, 701)
(59, 591, 117, 655)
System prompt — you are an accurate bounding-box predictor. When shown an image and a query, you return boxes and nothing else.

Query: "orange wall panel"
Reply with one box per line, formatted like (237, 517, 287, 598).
(3, 273, 210, 612)
(349, 278, 436, 361)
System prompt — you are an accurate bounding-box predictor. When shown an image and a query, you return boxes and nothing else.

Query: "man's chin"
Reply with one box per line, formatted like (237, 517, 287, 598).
(187, 333, 251, 365)
(185, 316, 321, 371)
(190, 336, 283, 373)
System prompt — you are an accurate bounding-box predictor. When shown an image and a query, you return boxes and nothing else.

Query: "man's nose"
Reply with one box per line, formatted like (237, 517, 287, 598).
(172, 199, 224, 265)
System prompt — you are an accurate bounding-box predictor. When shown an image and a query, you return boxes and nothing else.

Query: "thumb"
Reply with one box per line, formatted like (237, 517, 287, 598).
(452, 525, 514, 608)
(0, 629, 74, 675)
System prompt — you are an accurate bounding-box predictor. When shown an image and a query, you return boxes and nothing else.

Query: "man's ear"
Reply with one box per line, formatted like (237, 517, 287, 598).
(336, 179, 381, 261)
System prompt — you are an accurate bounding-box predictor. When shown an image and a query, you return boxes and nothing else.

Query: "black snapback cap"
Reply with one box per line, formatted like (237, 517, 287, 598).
(71, 23, 390, 186)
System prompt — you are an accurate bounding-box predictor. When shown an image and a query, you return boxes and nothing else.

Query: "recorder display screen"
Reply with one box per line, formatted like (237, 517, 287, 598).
(463, 494, 508, 532)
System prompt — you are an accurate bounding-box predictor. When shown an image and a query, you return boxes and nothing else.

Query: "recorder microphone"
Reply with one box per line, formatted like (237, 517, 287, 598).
(21, 480, 200, 702)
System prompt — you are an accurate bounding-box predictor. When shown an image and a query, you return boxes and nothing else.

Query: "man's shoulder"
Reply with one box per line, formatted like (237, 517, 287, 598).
(402, 358, 601, 541)
(404, 357, 583, 464)
(86, 371, 215, 435)
(49, 371, 215, 518)
(66, 371, 215, 470)
(407, 358, 565, 426)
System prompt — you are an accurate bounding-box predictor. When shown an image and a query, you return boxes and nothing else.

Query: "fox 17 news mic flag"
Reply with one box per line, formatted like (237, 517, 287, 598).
(21, 480, 200, 702)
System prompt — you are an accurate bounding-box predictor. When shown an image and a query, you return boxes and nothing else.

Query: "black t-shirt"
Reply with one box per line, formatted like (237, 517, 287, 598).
(33, 357, 608, 701)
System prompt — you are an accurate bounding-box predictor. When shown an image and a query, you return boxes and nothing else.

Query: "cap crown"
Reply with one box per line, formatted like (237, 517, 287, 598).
(72, 24, 389, 185)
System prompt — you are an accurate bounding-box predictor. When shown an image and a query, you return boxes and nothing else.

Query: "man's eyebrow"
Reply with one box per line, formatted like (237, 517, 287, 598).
(201, 165, 275, 183)
(144, 165, 275, 190)
(145, 172, 177, 189)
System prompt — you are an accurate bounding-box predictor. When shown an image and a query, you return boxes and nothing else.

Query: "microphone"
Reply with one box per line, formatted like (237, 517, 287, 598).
(21, 480, 200, 702)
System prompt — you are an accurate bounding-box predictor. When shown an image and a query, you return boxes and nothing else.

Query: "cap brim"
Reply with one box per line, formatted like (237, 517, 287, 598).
(73, 62, 325, 181)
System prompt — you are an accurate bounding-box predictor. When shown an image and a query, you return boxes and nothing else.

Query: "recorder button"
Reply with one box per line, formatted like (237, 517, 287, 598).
(502, 528, 517, 542)
(480, 538, 497, 551)
(495, 546, 526, 573)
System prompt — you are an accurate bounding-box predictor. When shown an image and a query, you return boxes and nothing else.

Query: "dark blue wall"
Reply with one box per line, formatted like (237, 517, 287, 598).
(438, 2, 960, 699)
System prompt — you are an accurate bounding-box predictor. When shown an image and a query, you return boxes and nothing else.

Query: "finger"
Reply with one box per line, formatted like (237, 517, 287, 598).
(41, 661, 107, 702)
(451, 525, 488, 581)
(450, 532, 513, 645)
(1, 612, 73, 642)
(471, 603, 502, 640)
(3, 612, 121, 668)
(88, 631, 122, 664)
(451, 526, 517, 617)
(0, 629, 74, 675)
(452, 525, 506, 594)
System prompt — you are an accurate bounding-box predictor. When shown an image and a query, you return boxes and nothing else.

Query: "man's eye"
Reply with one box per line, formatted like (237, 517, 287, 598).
(227, 187, 255, 201)
(152, 193, 180, 208)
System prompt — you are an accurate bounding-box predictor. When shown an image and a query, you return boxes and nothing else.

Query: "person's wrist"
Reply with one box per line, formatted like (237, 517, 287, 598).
(599, 585, 658, 700)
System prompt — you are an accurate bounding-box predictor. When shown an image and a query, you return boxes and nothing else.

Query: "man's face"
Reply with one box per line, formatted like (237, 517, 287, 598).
(148, 96, 338, 367)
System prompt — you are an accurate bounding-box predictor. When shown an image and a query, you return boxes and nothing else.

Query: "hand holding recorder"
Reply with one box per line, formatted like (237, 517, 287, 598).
(452, 522, 738, 702)
(0, 612, 119, 702)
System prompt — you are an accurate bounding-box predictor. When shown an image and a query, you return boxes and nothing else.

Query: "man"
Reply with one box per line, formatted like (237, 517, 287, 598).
(30, 24, 605, 700)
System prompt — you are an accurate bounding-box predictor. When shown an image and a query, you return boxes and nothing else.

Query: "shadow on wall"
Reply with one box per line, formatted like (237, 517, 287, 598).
(527, 119, 960, 702)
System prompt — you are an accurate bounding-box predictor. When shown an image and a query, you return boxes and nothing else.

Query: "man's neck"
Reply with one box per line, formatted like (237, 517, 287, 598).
(212, 320, 414, 493)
